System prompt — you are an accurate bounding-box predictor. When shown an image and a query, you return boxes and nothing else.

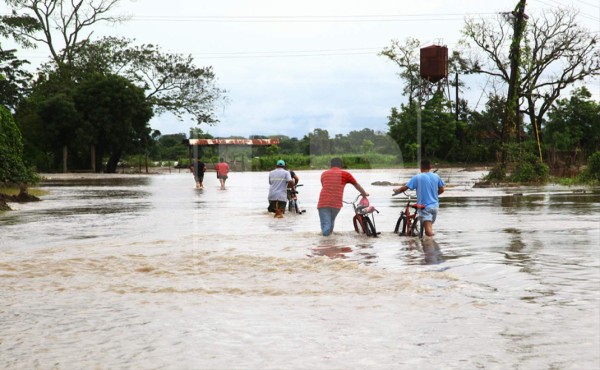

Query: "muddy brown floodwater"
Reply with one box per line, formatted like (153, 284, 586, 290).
(1, 168, 598, 369)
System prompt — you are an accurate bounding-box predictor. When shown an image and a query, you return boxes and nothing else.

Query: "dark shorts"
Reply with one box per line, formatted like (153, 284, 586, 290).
(194, 174, 204, 182)
(268, 200, 287, 213)
(217, 174, 228, 180)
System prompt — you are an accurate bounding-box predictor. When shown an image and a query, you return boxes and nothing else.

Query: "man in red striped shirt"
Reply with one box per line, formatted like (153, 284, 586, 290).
(317, 157, 369, 236)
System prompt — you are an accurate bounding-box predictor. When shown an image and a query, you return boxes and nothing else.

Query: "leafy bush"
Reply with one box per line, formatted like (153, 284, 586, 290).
(509, 151, 549, 183)
(0, 106, 38, 186)
(580, 151, 600, 182)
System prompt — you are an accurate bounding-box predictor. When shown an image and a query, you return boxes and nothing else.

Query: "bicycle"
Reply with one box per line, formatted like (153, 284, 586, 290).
(287, 184, 306, 214)
(344, 194, 379, 237)
(393, 191, 425, 238)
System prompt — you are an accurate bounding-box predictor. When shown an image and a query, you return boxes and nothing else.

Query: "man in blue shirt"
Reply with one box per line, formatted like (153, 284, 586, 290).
(393, 159, 445, 237)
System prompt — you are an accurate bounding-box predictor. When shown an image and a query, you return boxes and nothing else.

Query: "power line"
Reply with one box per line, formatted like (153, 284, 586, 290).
(129, 13, 488, 23)
(191, 47, 384, 59)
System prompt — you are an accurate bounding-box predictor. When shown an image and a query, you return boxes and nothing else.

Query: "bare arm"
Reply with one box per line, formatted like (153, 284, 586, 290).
(352, 182, 369, 197)
(438, 186, 445, 195)
(393, 185, 409, 195)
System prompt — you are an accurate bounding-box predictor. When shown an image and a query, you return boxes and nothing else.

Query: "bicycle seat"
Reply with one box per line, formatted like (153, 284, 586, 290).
(412, 204, 425, 209)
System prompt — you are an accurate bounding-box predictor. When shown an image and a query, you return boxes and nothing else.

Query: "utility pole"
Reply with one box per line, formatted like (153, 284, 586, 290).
(500, 0, 528, 173)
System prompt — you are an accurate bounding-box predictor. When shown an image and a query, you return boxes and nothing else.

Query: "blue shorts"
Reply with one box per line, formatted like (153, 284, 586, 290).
(419, 207, 438, 223)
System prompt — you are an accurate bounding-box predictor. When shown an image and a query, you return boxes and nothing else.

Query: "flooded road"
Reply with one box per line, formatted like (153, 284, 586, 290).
(1, 168, 599, 369)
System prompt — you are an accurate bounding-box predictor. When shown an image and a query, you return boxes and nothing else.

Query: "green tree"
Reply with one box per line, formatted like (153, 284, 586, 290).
(379, 37, 426, 104)
(0, 12, 41, 110)
(387, 92, 456, 162)
(460, 95, 505, 162)
(5, 0, 127, 67)
(460, 6, 600, 148)
(0, 104, 36, 185)
(67, 37, 226, 126)
(156, 133, 189, 161)
(15, 69, 93, 171)
(303, 128, 331, 156)
(73, 73, 153, 173)
(545, 87, 600, 158)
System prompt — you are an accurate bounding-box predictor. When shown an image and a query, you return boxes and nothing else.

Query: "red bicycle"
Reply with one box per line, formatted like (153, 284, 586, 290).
(393, 191, 425, 238)
(344, 194, 379, 237)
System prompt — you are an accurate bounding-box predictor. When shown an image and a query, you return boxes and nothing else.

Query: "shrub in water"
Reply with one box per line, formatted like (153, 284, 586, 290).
(580, 151, 600, 182)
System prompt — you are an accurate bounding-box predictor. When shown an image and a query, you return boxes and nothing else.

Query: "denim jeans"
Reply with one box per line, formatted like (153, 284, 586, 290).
(318, 207, 341, 236)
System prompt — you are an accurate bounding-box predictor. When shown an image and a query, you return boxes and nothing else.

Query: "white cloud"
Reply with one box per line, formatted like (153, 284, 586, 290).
(3, 0, 599, 137)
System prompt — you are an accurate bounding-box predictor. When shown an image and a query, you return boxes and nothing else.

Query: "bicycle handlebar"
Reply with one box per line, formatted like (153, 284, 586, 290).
(343, 193, 368, 205)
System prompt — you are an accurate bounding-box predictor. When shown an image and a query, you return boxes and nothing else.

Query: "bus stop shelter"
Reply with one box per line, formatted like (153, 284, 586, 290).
(187, 138, 280, 171)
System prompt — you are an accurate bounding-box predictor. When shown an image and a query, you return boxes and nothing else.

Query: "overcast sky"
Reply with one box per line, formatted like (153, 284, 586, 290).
(4, 0, 600, 138)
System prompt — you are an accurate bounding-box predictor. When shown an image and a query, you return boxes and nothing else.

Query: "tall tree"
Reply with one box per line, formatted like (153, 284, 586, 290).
(5, 0, 126, 67)
(379, 37, 425, 104)
(0, 12, 41, 109)
(0, 104, 36, 185)
(460, 6, 600, 144)
(73, 73, 153, 173)
(67, 37, 226, 125)
(387, 92, 457, 162)
(302, 128, 331, 156)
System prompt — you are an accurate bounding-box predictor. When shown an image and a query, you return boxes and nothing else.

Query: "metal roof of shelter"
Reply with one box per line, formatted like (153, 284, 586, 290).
(188, 139, 279, 146)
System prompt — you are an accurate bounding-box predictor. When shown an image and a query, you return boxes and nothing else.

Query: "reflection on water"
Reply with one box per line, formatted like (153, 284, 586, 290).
(309, 240, 378, 265)
(1, 170, 599, 369)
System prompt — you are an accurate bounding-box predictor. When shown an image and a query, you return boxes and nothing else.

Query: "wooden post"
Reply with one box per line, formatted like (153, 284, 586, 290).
(63, 145, 68, 173)
(91, 145, 96, 172)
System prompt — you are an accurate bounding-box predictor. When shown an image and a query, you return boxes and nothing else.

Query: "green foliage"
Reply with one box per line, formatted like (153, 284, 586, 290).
(74, 73, 154, 172)
(0, 105, 37, 185)
(580, 151, 600, 182)
(545, 87, 600, 158)
(303, 128, 331, 155)
(483, 165, 506, 183)
(15, 71, 153, 172)
(507, 143, 549, 183)
(153, 133, 188, 161)
(69, 37, 226, 125)
(250, 153, 399, 171)
(510, 160, 549, 183)
(387, 92, 457, 162)
(484, 142, 549, 183)
(0, 47, 33, 110)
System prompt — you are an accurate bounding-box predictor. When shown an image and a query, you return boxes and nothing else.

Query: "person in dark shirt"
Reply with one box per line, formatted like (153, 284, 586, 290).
(190, 159, 206, 189)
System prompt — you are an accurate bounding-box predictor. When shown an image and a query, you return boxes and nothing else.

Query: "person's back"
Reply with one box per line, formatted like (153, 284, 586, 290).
(215, 159, 229, 177)
(317, 157, 369, 236)
(318, 166, 354, 209)
(269, 168, 291, 202)
(407, 171, 443, 208)
(268, 160, 294, 217)
(214, 158, 230, 190)
(393, 159, 445, 237)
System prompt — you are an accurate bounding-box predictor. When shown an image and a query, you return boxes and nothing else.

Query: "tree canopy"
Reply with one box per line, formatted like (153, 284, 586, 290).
(0, 104, 36, 185)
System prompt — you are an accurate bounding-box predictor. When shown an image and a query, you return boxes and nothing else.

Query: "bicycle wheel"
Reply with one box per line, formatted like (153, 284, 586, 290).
(395, 213, 407, 236)
(410, 217, 424, 238)
(394, 212, 405, 233)
(353, 215, 367, 234)
(364, 217, 377, 237)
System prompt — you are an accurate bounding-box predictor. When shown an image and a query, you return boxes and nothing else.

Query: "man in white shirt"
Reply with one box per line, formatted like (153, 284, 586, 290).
(268, 159, 295, 218)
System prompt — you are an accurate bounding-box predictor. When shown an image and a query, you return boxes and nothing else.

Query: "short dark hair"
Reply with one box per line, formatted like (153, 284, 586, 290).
(420, 159, 431, 170)
(219, 157, 225, 162)
(331, 157, 343, 168)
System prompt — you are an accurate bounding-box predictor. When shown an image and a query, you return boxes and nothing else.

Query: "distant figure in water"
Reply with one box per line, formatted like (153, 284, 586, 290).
(190, 159, 206, 189)
(214, 157, 230, 190)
